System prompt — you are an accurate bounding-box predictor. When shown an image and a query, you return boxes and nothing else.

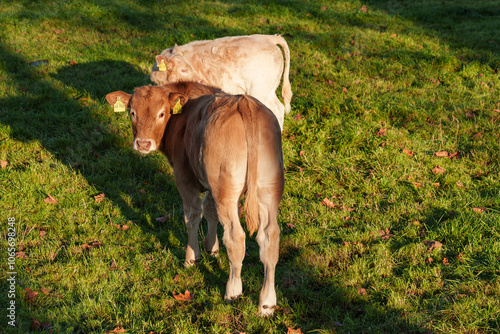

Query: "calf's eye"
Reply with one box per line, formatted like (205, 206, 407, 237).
(130, 111, 136, 118)
(159, 112, 165, 118)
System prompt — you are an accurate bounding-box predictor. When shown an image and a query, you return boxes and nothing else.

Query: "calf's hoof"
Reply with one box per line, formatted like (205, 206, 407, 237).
(184, 259, 198, 267)
(259, 304, 276, 317)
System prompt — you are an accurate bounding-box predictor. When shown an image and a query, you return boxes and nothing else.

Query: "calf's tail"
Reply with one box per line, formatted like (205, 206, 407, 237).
(239, 96, 260, 236)
(272, 34, 293, 114)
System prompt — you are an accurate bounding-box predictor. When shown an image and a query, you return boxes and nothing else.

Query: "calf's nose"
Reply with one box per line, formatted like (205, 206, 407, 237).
(135, 139, 152, 152)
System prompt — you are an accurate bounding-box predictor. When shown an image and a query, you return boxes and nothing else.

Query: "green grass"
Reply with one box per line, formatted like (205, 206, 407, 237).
(1, 0, 499, 333)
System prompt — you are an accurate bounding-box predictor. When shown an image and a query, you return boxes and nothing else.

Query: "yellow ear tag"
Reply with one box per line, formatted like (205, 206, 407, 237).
(172, 99, 182, 114)
(113, 96, 126, 112)
(158, 59, 166, 72)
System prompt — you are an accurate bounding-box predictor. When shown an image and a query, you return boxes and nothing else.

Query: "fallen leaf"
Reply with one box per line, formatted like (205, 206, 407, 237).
(287, 328, 302, 334)
(54, 29, 62, 34)
(156, 214, 172, 223)
(432, 165, 446, 174)
(342, 87, 348, 94)
(81, 243, 92, 251)
(377, 228, 394, 240)
(424, 240, 442, 253)
(39, 230, 46, 237)
(94, 193, 105, 202)
(110, 260, 117, 270)
(434, 151, 449, 157)
(472, 207, 487, 213)
(449, 151, 460, 159)
(403, 148, 413, 156)
(359, 5, 367, 12)
(456, 182, 464, 187)
(321, 197, 339, 209)
(69, 60, 77, 66)
(326, 79, 334, 85)
(390, 33, 397, 38)
(41, 287, 50, 296)
(0, 160, 7, 168)
(106, 327, 127, 333)
(442, 258, 449, 265)
(121, 224, 129, 231)
(16, 251, 29, 259)
(286, 223, 296, 229)
(432, 182, 440, 187)
(473, 132, 483, 139)
(494, 109, 500, 113)
(25, 288, 39, 304)
(44, 193, 58, 204)
(293, 114, 302, 120)
(299, 150, 305, 156)
(173, 274, 180, 282)
(139, 188, 147, 194)
(376, 128, 387, 136)
(321, 6, 328, 10)
(173, 290, 194, 301)
(92, 241, 103, 248)
(428, 257, 433, 264)
(358, 288, 367, 295)
(412, 182, 422, 188)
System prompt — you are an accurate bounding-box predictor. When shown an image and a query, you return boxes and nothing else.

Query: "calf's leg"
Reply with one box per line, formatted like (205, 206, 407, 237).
(217, 199, 245, 301)
(202, 192, 219, 256)
(179, 187, 203, 267)
(255, 201, 280, 316)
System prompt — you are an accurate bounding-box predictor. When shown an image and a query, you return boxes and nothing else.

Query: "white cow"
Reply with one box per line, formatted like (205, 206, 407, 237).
(150, 34, 292, 130)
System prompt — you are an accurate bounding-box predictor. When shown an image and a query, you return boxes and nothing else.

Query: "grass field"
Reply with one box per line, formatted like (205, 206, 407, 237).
(1, 0, 499, 333)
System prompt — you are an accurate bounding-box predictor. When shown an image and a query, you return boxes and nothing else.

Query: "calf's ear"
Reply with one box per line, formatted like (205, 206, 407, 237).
(168, 92, 188, 111)
(105, 91, 132, 108)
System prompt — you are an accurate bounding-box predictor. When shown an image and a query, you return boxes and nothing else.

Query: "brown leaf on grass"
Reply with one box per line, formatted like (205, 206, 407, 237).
(342, 87, 348, 94)
(16, 251, 29, 259)
(494, 109, 500, 113)
(343, 241, 363, 247)
(286, 223, 296, 229)
(41, 287, 50, 296)
(54, 29, 62, 34)
(428, 257, 433, 264)
(412, 182, 422, 188)
(432, 182, 440, 187)
(465, 109, 476, 118)
(44, 193, 58, 204)
(456, 182, 464, 187)
(92, 241, 103, 248)
(299, 150, 305, 156)
(0, 160, 7, 168)
(376, 128, 387, 136)
(110, 222, 129, 231)
(287, 328, 303, 334)
(94, 193, 105, 202)
(173, 274, 181, 282)
(442, 258, 450, 265)
(139, 188, 147, 194)
(359, 5, 367, 12)
(39, 230, 46, 237)
(424, 240, 442, 253)
(155, 214, 172, 223)
(106, 327, 126, 333)
(31, 317, 52, 331)
(449, 151, 460, 159)
(358, 288, 367, 295)
(81, 243, 92, 251)
(390, 33, 397, 38)
(472, 207, 487, 213)
(110, 260, 117, 270)
(326, 79, 334, 85)
(173, 290, 194, 301)
(473, 132, 483, 140)
(321, 197, 340, 209)
(293, 114, 302, 120)
(377, 228, 394, 240)
(432, 165, 446, 174)
(434, 151, 449, 157)
(69, 60, 77, 66)
(25, 288, 39, 304)
(402, 148, 413, 156)
(321, 6, 328, 10)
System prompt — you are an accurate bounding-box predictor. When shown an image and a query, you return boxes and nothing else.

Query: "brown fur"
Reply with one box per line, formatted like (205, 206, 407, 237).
(106, 82, 284, 316)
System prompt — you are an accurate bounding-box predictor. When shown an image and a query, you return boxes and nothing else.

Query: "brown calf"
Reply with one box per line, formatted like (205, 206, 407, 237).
(105, 82, 284, 316)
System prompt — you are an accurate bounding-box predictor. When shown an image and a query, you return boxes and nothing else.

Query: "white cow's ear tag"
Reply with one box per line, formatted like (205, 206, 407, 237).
(172, 99, 182, 114)
(158, 59, 167, 72)
(113, 96, 126, 113)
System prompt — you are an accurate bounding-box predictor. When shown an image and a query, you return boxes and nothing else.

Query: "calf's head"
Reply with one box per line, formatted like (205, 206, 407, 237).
(151, 45, 205, 85)
(106, 86, 187, 154)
